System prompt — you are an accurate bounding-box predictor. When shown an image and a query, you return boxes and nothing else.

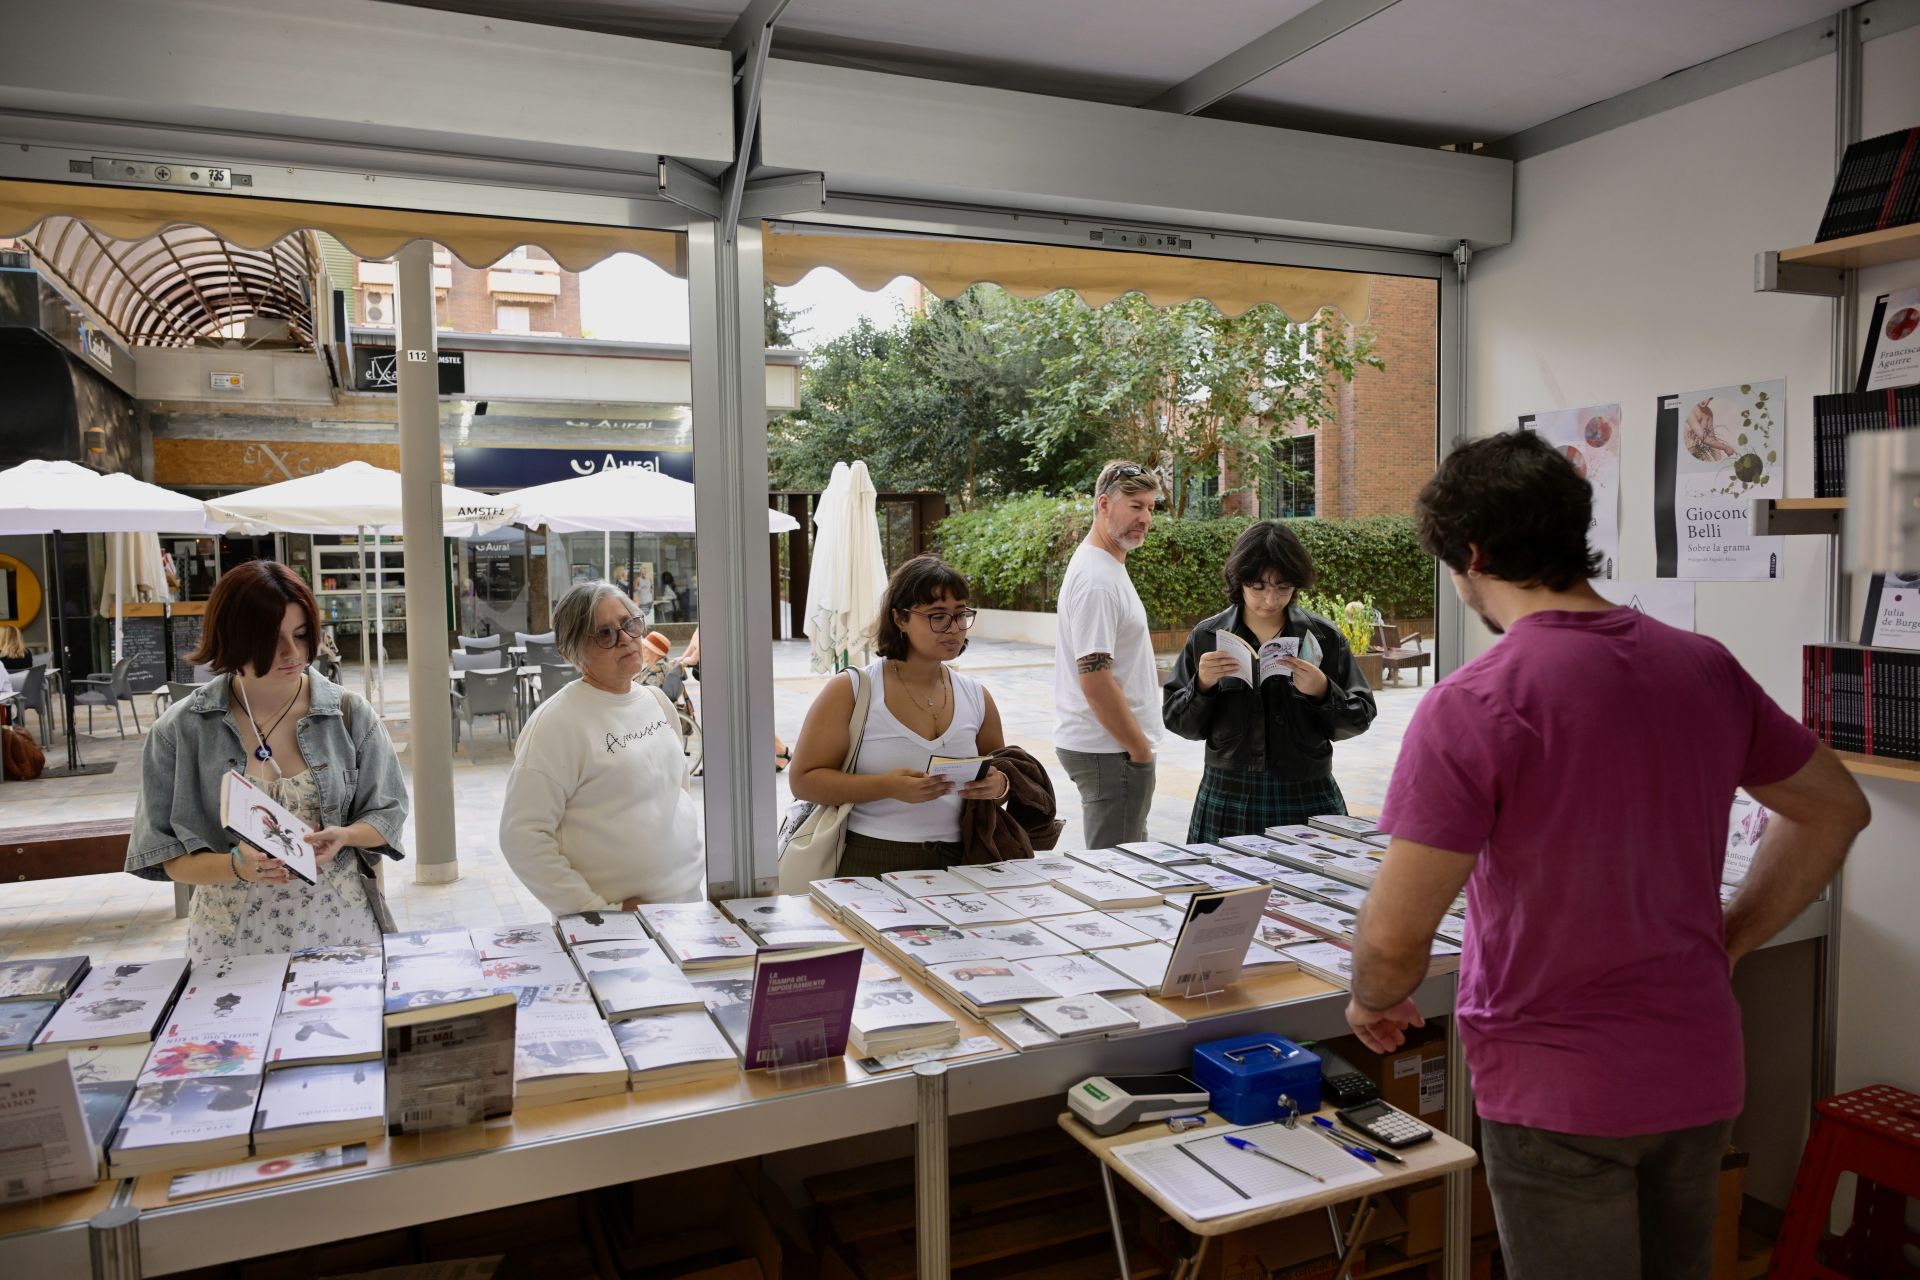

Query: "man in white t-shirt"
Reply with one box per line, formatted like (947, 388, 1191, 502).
(1053, 460, 1165, 847)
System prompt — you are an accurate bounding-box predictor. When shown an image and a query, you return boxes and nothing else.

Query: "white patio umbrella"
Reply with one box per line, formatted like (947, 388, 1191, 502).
(204, 461, 520, 713)
(509, 464, 801, 534)
(0, 460, 217, 773)
(804, 460, 887, 674)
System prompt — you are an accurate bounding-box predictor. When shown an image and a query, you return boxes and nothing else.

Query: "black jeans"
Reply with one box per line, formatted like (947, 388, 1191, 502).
(1480, 1116, 1733, 1280)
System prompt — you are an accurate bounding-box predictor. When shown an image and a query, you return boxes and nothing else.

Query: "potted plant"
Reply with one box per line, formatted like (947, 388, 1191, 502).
(1302, 592, 1383, 687)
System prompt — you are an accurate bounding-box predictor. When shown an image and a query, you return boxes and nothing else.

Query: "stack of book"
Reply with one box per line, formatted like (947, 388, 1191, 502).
(0, 955, 90, 1052)
(611, 1008, 739, 1088)
(252, 1059, 386, 1156)
(1803, 642, 1920, 761)
(510, 983, 628, 1106)
(556, 910, 651, 947)
(471, 922, 564, 960)
(1812, 388, 1919, 497)
(384, 990, 517, 1135)
(847, 968, 960, 1059)
(568, 939, 705, 1020)
(384, 935, 490, 1015)
(37, 957, 189, 1051)
(1816, 127, 1920, 242)
(719, 895, 846, 949)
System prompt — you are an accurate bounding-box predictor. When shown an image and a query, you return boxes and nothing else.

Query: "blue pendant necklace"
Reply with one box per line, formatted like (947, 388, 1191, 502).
(235, 675, 304, 777)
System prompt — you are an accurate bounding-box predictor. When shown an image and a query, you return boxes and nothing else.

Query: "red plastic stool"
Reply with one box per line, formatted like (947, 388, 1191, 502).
(1770, 1084, 1920, 1279)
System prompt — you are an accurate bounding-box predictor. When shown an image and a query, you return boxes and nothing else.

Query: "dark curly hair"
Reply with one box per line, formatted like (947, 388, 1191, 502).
(1222, 520, 1317, 611)
(873, 555, 971, 661)
(1415, 431, 1602, 590)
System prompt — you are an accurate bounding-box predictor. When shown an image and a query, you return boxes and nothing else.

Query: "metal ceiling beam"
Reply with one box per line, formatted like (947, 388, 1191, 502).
(1144, 0, 1405, 115)
(723, 0, 795, 62)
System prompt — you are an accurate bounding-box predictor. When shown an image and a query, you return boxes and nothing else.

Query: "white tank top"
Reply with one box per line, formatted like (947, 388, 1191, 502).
(847, 658, 987, 843)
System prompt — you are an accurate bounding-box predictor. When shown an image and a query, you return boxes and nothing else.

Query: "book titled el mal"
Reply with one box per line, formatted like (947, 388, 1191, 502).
(219, 769, 319, 885)
(740, 943, 864, 1070)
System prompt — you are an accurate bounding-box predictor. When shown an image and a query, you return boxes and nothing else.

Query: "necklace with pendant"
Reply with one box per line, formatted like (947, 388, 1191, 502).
(895, 661, 948, 731)
(235, 675, 304, 776)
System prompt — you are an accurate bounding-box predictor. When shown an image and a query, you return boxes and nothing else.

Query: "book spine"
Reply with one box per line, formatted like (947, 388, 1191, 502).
(1873, 128, 1920, 232)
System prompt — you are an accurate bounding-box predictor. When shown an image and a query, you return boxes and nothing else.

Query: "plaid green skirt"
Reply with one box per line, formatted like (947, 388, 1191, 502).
(1187, 768, 1347, 845)
(835, 830, 963, 879)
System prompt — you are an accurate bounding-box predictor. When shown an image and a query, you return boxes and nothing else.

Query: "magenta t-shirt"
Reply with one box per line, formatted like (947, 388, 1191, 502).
(1380, 608, 1816, 1136)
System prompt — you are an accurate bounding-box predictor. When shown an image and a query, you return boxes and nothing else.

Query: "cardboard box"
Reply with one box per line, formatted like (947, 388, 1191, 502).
(1321, 1024, 1449, 1130)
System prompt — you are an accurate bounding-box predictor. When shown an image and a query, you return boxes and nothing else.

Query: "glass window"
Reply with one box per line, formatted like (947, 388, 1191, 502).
(494, 303, 530, 334)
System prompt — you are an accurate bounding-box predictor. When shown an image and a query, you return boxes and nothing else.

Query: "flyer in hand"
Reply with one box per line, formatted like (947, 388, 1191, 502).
(220, 769, 319, 885)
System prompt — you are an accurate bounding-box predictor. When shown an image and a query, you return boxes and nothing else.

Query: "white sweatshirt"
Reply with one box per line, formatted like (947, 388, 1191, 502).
(499, 679, 704, 915)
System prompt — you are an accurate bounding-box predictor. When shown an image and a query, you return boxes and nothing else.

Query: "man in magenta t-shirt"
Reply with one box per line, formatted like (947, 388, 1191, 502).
(1348, 432, 1868, 1280)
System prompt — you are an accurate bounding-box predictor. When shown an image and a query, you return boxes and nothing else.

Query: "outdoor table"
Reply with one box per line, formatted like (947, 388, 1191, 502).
(1060, 1105, 1477, 1280)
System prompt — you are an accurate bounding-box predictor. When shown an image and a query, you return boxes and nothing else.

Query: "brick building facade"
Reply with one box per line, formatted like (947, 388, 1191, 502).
(1219, 272, 1438, 521)
(356, 245, 583, 338)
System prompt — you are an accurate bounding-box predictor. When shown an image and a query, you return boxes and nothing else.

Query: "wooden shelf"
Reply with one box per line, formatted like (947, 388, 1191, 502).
(1752, 497, 1845, 536)
(1771, 497, 1846, 510)
(1779, 223, 1920, 271)
(1835, 750, 1920, 784)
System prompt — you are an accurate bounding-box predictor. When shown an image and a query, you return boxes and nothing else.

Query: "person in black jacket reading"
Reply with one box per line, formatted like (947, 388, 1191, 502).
(1162, 521, 1377, 843)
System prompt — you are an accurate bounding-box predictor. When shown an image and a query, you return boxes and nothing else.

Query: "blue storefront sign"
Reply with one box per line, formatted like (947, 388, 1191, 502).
(452, 447, 694, 489)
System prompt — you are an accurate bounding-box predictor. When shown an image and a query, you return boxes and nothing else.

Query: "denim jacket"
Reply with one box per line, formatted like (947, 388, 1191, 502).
(126, 672, 409, 881)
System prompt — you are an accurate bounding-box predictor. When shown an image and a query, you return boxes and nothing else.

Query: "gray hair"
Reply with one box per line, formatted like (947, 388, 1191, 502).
(552, 582, 638, 668)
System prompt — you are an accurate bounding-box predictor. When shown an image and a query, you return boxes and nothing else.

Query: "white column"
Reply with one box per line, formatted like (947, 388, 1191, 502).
(396, 240, 459, 884)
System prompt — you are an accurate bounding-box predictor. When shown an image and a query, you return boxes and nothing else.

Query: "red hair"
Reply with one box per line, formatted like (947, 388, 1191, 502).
(188, 560, 319, 677)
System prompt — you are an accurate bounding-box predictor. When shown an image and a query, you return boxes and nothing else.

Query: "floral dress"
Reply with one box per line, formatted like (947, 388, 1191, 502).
(186, 770, 382, 963)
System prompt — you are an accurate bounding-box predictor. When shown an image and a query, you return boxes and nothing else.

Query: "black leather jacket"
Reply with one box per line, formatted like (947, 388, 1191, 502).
(1161, 603, 1377, 780)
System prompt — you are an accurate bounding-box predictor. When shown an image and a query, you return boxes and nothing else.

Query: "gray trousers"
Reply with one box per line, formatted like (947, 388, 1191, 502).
(1480, 1116, 1733, 1280)
(1057, 748, 1156, 848)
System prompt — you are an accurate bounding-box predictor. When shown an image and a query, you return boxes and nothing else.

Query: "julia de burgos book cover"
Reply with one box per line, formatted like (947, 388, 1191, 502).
(1654, 381, 1785, 581)
(740, 944, 865, 1070)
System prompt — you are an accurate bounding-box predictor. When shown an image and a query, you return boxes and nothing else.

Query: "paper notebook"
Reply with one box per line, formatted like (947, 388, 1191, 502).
(1114, 1121, 1379, 1221)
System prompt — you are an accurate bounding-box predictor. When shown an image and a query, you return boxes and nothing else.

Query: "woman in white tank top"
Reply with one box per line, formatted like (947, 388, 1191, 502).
(789, 556, 1012, 876)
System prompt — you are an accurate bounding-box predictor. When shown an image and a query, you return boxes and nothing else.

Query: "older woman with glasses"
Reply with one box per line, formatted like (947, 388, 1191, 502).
(499, 582, 702, 915)
(1162, 520, 1377, 843)
(790, 555, 1012, 876)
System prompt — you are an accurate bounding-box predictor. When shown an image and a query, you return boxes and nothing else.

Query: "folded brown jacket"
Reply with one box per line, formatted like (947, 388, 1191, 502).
(959, 745, 1063, 865)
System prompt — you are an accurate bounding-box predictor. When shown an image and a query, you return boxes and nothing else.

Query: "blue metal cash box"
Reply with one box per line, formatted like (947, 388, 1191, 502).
(1191, 1034, 1322, 1124)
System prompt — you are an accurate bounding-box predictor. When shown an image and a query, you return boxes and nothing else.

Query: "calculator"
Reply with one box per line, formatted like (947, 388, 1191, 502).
(1336, 1099, 1434, 1149)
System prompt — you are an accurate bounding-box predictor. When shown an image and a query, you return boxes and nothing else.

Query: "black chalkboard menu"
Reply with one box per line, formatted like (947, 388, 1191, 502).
(169, 614, 204, 683)
(120, 617, 167, 692)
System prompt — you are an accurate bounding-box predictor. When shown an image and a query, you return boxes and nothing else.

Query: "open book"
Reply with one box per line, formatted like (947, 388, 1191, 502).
(1211, 628, 1322, 686)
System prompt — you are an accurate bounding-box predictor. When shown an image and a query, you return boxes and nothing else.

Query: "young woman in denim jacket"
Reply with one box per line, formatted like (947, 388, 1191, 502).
(126, 561, 409, 962)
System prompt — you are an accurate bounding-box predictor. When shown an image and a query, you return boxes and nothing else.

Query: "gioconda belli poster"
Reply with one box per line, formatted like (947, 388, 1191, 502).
(1655, 380, 1785, 581)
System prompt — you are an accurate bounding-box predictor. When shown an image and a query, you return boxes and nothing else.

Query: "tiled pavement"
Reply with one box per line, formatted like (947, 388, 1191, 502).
(0, 639, 1425, 965)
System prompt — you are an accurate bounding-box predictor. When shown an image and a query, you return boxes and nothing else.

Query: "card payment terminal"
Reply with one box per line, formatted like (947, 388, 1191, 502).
(1068, 1073, 1211, 1136)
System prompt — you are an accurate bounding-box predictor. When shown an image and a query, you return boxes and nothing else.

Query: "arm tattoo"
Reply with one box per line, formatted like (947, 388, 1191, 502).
(1077, 652, 1115, 675)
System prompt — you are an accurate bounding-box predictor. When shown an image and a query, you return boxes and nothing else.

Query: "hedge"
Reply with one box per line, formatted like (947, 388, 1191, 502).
(935, 496, 1434, 628)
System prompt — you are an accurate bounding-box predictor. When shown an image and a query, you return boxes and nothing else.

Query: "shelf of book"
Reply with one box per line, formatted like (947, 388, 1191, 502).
(1835, 750, 1920, 784)
(1779, 222, 1920, 272)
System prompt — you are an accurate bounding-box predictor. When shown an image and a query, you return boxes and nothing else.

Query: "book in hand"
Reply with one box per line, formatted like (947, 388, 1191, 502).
(0, 1048, 103, 1196)
(922, 960, 1062, 1015)
(556, 910, 650, 947)
(0, 955, 90, 1004)
(220, 769, 319, 885)
(469, 923, 563, 960)
(512, 1000, 629, 1105)
(0, 1000, 61, 1052)
(109, 1077, 264, 1176)
(1723, 791, 1772, 890)
(740, 943, 865, 1069)
(924, 754, 991, 787)
(1020, 994, 1138, 1040)
(384, 993, 517, 1135)
(251, 1060, 385, 1157)
(568, 940, 705, 1020)
(266, 1003, 383, 1070)
(37, 958, 190, 1050)
(1211, 629, 1319, 685)
(848, 976, 960, 1058)
(612, 1009, 739, 1089)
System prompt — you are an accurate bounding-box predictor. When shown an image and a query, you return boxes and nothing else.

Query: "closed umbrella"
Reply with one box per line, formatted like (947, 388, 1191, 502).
(204, 461, 519, 713)
(804, 461, 887, 674)
(0, 460, 216, 773)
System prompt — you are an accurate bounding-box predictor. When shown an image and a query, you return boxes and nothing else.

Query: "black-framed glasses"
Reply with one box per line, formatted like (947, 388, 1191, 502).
(908, 607, 978, 633)
(1243, 580, 1296, 597)
(590, 617, 649, 649)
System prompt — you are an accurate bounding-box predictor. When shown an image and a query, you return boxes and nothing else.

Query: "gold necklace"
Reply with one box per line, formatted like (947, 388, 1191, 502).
(893, 661, 948, 726)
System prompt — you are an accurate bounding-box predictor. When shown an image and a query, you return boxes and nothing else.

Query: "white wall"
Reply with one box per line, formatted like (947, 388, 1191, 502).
(1465, 42, 1920, 1208)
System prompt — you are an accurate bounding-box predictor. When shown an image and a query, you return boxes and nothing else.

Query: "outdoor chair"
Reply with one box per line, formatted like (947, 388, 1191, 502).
(534, 662, 580, 710)
(310, 654, 342, 683)
(514, 631, 555, 647)
(152, 681, 204, 720)
(73, 655, 142, 738)
(190, 663, 216, 683)
(453, 650, 508, 672)
(640, 659, 702, 775)
(1372, 620, 1432, 687)
(9, 663, 54, 746)
(457, 633, 502, 652)
(453, 668, 519, 749)
(521, 640, 564, 668)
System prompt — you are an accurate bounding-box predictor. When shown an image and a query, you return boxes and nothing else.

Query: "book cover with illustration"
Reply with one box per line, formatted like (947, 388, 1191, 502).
(1655, 381, 1786, 580)
(252, 1060, 385, 1156)
(1520, 404, 1622, 577)
(0, 955, 91, 1004)
(220, 769, 319, 884)
(611, 1010, 738, 1088)
(37, 959, 189, 1050)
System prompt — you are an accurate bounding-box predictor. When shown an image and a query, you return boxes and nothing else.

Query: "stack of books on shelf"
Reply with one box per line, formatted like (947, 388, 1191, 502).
(1816, 126, 1920, 242)
(1803, 642, 1920, 762)
(1812, 388, 1919, 497)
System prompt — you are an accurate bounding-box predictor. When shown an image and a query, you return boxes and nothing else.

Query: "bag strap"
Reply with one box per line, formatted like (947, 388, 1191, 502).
(841, 665, 873, 772)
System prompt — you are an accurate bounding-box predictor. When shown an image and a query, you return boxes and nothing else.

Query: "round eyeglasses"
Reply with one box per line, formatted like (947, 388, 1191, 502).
(590, 617, 649, 649)
(907, 607, 979, 633)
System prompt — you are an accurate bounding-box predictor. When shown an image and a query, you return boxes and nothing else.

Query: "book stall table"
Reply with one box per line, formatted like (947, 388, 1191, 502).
(1059, 1104, 1478, 1280)
(0, 892, 1828, 1280)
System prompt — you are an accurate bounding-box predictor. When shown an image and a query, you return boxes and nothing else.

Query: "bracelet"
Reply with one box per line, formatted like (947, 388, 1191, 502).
(229, 847, 245, 884)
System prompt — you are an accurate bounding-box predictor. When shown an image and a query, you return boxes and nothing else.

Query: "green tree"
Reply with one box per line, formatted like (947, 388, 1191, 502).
(764, 282, 804, 348)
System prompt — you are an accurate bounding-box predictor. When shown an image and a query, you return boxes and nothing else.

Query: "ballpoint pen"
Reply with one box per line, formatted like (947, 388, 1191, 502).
(1311, 1114, 1403, 1163)
(1222, 1135, 1325, 1183)
(1308, 1123, 1377, 1163)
